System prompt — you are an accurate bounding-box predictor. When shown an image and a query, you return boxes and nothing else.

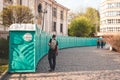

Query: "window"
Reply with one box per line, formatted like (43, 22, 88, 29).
(108, 19, 112, 24)
(38, 3, 42, 13)
(60, 24, 63, 33)
(118, 19, 120, 23)
(53, 8, 57, 17)
(107, 19, 120, 24)
(60, 11, 63, 20)
(5, 0, 12, 2)
(107, 2, 120, 8)
(20, 0, 22, 5)
(53, 22, 56, 31)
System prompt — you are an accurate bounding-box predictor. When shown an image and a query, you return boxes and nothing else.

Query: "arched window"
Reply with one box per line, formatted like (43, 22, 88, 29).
(20, 0, 22, 5)
(38, 3, 42, 13)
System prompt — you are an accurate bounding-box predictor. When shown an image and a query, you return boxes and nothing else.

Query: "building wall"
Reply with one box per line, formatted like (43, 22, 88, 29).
(0, 0, 3, 12)
(100, 0, 120, 35)
(0, 0, 3, 26)
(0, 0, 9, 38)
(0, 0, 69, 36)
(11, 0, 69, 36)
(0, 0, 10, 32)
(52, 1, 68, 36)
(44, 0, 69, 36)
(0, 31, 9, 39)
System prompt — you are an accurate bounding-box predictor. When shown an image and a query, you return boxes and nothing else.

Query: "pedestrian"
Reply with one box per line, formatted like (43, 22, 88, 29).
(97, 39, 100, 48)
(48, 34, 58, 72)
(101, 40, 104, 48)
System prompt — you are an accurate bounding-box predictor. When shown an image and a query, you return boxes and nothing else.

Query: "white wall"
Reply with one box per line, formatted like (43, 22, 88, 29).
(0, 0, 3, 31)
(0, 0, 3, 12)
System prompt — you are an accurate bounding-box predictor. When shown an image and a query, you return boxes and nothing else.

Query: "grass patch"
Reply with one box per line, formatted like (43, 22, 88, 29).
(0, 59, 8, 75)
(0, 65, 8, 75)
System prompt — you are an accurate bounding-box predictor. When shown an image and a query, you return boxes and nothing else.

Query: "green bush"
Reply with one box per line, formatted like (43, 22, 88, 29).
(0, 65, 8, 75)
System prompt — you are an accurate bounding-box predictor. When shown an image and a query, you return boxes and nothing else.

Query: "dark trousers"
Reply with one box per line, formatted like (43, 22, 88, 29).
(101, 43, 104, 48)
(97, 43, 100, 48)
(48, 50, 56, 70)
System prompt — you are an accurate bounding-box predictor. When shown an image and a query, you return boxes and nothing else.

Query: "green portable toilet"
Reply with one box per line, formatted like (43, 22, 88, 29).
(9, 24, 36, 72)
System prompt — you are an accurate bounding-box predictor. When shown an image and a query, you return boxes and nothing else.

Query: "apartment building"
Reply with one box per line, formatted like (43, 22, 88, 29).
(100, 0, 120, 35)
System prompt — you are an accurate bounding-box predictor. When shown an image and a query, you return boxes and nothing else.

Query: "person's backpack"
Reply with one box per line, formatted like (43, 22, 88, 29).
(50, 39, 57, 50)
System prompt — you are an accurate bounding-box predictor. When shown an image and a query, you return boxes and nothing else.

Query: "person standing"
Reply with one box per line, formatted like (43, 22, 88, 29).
(97, 39, 100, 48)
(48, 34, 58, 72)
(101, 40, 104, 48)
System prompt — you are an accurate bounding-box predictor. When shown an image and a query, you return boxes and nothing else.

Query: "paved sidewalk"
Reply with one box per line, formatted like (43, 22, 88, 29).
(3, 47, 120, 80)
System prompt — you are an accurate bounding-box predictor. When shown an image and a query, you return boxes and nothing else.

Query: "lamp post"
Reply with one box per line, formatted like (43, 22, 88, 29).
(38, 3, 47, 31)
(42, 9, 47, 31)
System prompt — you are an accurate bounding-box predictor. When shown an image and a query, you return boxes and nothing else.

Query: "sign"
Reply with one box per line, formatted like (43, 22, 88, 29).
(23, 33, 32, 42)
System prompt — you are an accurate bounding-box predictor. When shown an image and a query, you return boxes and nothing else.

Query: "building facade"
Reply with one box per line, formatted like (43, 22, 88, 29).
(0, 0, 69, 36)
(0, 0, 4, 31)
(100, 0, 120, 35)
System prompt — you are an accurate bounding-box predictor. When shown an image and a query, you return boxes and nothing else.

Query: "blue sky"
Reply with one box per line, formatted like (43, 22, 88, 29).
(55, 0, 101, 12)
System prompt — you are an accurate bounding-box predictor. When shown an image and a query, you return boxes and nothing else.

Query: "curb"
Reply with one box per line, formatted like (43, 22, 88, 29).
(0, 69, 8, 80)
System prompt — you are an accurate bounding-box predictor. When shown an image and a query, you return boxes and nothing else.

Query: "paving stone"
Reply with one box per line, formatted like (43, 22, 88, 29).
(3, 47, 120, 80)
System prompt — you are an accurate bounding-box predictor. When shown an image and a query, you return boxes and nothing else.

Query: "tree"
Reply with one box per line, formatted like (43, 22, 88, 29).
(69, 16, 92, 37)
(68, 7, 100, 37)
(1, 5, 34, 27)
(85, 7, 100, 34)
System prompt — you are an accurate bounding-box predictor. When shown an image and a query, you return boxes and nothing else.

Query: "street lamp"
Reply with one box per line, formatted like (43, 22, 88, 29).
(41, 9, 47, 31)
(38, 3, 47, 31)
